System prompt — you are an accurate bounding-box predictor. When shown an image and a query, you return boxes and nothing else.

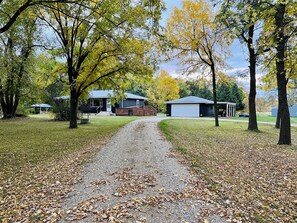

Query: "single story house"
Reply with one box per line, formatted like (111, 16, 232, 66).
(165, 96, 236, 117)
(31, 103, 52, 114)
(271, 104, 297, 117)
(82, 90, 147, 113)
(55, 90, 155, 116)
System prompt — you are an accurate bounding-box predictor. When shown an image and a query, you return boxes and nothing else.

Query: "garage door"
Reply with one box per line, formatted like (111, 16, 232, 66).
(171, 104, 199, 117)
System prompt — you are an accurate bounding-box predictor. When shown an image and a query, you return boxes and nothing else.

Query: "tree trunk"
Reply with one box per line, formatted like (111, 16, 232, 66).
(275, 106, 280, 128)
(275, 3, 291, 145)
(69, 88, 78, 128)
(1, 99, 19, 118)
(247, 25, 258, 131)
(211, 64, 219, 127)
(0, 78, 19, 118)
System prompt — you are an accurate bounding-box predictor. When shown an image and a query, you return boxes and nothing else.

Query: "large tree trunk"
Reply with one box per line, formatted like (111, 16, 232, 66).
(0, 97, 19, 118)
(275, 3, 291, 145)
(69, 88, 78, 128)
(247, 25, 258, 131)
(211, 64, 219, 127)
(0, 78, 20, 118)
(0, 42, 30, 119)
(68, 57, 79, 129)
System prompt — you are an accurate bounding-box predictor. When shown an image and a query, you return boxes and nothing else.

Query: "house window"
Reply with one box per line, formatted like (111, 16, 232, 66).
(91, 99, 103, 107)
(136, 99, 140, 107)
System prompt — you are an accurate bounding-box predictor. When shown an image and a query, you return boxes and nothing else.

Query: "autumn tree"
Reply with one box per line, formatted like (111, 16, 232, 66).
(261, 38, 296, 128)
(0, 0, 86, 118)
(166, 0, 231, 127)
(0, 12, 37, 118)
(40, 0, 164, 128)
(260, 0, 296, 144)
(215, 0, 271, 131)
(146, 70, 179, 112)
(0, 0, 80, 34)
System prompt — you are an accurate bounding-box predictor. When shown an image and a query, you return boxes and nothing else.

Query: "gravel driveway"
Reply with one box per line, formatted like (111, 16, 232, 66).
(62, 118, 226, 222)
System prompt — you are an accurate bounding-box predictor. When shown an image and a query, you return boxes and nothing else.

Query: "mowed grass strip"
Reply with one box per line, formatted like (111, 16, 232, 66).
(0, 116, 136, 172)
(0, 116, 136, 221)
(231, 113, 297, 124)
(160, 119, 297, 223)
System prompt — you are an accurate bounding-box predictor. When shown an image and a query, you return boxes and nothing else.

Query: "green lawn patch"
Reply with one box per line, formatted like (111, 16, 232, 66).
(0, 115, 136, 173)
(231, 112, 297, 124)
(160, 119, 297, 223)
(0, 115, 136, 221)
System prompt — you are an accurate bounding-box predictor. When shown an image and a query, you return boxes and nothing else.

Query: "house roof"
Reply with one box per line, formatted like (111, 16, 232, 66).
(217, 101, 237, 105)
(165, 96, 214, 104)
(31, 103, 52, 108)
(89, 90, 147, 100)
(55, 96, 70, 100)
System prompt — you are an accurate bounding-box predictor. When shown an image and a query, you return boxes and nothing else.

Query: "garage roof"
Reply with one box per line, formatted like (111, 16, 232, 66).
(165, 96, 214, 104)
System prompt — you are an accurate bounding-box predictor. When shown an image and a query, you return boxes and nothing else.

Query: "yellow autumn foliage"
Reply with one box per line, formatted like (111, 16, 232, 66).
(146, 70, 179, 112)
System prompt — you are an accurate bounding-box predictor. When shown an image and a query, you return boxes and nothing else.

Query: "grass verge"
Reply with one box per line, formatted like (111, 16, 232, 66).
(231, 112, 297, 124)
(160, 119, 297, 223)
(0, 116, 136, 222)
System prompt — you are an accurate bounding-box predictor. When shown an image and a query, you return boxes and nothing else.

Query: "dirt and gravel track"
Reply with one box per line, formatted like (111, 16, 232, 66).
(62, 118, 226, 223)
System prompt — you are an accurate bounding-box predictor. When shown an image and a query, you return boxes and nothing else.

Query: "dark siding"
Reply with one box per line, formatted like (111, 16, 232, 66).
(166, 104, 171, 116)
(199, 104, 213, 116)
(200, 104, 207, 116)
(207, 105, 214, 116)
(112, 103, 118, 113)
(83, 98, 145, 113)
(102, 98, 107, 111)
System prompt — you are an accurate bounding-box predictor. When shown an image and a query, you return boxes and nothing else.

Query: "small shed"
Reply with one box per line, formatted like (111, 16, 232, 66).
(31, 104, 52, 114)
(271, 104, 297, 117)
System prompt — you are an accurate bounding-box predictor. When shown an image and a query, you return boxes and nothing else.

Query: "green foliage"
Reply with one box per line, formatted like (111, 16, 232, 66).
(177, 80, 189, 98)
(38, 0, 164, 127)
(53, 99, 71, 121)
(217, 81, 245, 110)
(0, 7, 37, 117)
(186, 80, 213, 100)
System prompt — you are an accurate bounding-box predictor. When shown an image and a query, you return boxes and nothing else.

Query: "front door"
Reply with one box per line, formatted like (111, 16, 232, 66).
(106, 99, 111, 112)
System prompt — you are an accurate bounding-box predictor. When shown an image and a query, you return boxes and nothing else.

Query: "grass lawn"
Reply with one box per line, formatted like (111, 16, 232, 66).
(0, 115, 136, 221)
(160, 119, 297, 223)
(0, 115, 136, 173)
(231, 112, 297, 124)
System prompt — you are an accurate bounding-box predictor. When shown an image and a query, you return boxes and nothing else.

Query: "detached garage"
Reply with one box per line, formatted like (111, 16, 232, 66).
(165, 96, 214, 117)
(165, 96, 237, 117)
(171, 104, 199, 117)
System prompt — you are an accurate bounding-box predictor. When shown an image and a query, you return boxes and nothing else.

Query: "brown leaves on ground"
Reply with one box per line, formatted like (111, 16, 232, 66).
(64, 166, 226, 222)
(0, 142, 105, 222)
(71, 181, 224, 222)
(112, 168, 157, 197)
(161, 120, 297, 223)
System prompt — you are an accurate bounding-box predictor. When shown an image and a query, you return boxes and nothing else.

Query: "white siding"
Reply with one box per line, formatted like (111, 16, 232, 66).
(171, 104, 199, 117)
